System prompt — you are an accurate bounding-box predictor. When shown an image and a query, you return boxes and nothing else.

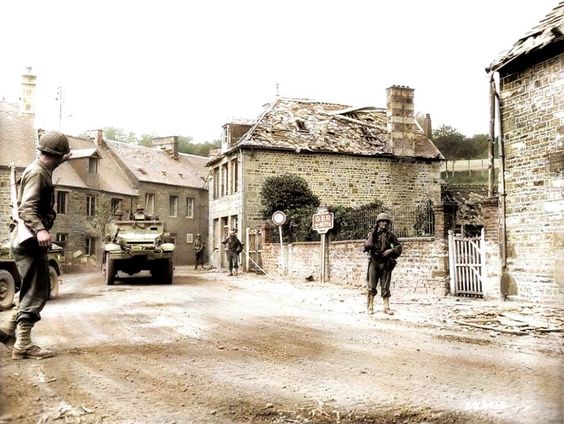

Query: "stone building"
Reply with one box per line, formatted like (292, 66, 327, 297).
(207, 86, 444, 269)
(487, 2, 563, 303)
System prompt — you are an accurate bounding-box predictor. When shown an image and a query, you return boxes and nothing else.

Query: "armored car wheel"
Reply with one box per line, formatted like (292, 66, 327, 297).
(48, 266, 59, 299)
(0, 270, 16, 310)
(105, 255, 116, 285)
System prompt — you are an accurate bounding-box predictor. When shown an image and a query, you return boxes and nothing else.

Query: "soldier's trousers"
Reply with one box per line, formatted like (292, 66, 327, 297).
(227, 252, 239, 271)
(367, 259, 393, 298)
(10, 236, 50, 324)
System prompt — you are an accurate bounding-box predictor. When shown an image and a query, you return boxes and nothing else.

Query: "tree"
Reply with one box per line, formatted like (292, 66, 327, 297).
(260, 174, 320, 218)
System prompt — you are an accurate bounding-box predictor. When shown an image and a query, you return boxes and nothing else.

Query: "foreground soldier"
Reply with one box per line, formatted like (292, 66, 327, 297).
(364, 213, 402, 315)
(0, 131, 71, 359)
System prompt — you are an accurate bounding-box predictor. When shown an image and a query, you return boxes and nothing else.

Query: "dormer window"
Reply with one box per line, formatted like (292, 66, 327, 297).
(88, 157, 99, 174)
(296, 119, 308, 132)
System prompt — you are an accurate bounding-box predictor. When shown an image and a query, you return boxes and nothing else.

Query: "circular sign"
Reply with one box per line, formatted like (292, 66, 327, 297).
(271, 211, 286, 226)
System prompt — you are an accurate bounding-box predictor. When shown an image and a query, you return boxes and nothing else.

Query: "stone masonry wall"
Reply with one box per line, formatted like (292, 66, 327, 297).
(242, 150, 442, 230)
(499, 52, 564, 303)
(259, 237, 449, 295)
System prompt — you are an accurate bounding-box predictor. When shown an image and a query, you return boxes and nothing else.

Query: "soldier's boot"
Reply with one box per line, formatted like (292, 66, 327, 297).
(0, 310, 17, 349)
(12, 320, 54, 360)
(367, 292, 374, 315)
(383, 297, 394, 315)
(233, 268, 238, 276)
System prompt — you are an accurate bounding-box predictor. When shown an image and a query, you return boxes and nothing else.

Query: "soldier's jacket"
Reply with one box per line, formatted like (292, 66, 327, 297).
(222, 235, 242, 254)
(194, 237, 204, 252)
(17, 159, 56, 234)
(364, 227, 402, 261)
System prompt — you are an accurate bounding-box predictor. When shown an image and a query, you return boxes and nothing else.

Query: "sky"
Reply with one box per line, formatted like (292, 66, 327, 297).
(1, 0, 560, 143)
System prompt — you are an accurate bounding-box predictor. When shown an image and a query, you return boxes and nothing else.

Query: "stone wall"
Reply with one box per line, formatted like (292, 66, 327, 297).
(259, 237, 449, 295)
(0, 168, 12, 243)
(242, 149, 442, 230)
(499, 52, 563, 303)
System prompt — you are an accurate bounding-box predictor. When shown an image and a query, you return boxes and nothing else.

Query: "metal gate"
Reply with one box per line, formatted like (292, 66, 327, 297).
(448, 229, 485, 297)
(245, 228, 264, 273)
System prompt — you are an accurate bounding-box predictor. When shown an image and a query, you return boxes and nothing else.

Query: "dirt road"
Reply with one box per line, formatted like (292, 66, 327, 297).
(0, 268, 562, 424)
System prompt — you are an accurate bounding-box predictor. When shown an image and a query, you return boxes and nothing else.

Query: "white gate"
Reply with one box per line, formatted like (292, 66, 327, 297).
(448, 229, 485, 297)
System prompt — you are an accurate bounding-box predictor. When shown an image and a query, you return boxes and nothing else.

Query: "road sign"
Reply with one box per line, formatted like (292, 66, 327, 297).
(272, 211, 286, 226)
(312, 211, 334, 234)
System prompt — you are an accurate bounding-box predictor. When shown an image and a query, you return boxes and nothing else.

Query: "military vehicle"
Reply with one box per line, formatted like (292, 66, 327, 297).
(103, 218, 175, 285)
(0, 240, 64, 311)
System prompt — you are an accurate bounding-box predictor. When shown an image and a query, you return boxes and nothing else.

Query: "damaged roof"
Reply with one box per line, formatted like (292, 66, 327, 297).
(106, 140, 208, 189)
(0, 101, 37, 168)
(210, 97, 442, 164)
(488, 2, 564, 72)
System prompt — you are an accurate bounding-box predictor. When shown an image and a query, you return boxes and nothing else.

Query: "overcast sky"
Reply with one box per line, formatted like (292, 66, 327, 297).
(1, 0, 559, 143)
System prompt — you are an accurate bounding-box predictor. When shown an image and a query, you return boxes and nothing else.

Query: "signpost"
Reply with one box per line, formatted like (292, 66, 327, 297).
(272, 211, 287, 275)
(312, 208, 334, 282)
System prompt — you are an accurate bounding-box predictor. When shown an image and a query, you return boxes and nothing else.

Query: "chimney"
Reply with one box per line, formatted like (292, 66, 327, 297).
(423, 113, 432, 139)
(21, 67, 37, 114)
(386, 85, 415, 156)
(152, 136, 179, 159)
(95, 129, 104, 146)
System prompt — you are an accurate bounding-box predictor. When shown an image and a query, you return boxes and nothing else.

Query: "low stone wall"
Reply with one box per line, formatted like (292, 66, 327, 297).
(259, 237, 449, 296)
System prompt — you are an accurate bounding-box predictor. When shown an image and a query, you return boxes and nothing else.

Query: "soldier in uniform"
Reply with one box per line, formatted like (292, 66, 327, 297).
(193, 234, 205, 270)
(364, 213, 402, 315)
(222, 229, 243, 276)
(0, 131, 72, 359)
(133, 205, 149, 220)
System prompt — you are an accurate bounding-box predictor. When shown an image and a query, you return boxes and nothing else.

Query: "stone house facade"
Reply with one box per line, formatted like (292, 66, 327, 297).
(207, 86, 444, 269)
(487, 3, 563, 303)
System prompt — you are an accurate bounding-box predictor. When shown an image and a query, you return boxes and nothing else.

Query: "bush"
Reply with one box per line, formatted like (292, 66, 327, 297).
(260, 174, 320, 218)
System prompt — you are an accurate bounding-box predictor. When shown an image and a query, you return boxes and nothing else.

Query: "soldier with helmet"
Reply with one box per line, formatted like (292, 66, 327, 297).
(364, 212, 402, 315)
(0, 131, 72, 359)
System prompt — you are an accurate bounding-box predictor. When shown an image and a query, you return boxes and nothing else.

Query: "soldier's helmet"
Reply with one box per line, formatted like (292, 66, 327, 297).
(136, 204, 144, 211)
(376, 212, 392, 223)
(38, 131, 70, 156)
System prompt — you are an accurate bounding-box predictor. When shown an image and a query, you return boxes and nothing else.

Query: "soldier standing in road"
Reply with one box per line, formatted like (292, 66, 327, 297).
(193, 234, 205, 270)
(364, 213, 402, 315)
(0, 131, 72, 359)
(222, 229, 243, 276)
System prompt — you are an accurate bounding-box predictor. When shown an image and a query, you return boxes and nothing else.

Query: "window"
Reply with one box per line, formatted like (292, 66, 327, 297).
(212, 167, 219, 199)
(56, 191, 69, 214)
(145, 193, 155, 215)
(296, 119, 307, 132)
(230, 158, 238, 193)
(56, 233, 68, 244)
(186, 233, 194, 244)
(88, 157, 99, 173)
(169, 195, 178, 217)
(86, 195, 96, 217)
(186, 197, 194, 218)
(221, 163, 228, 197)
(111, 198, 122, 215)
(85, 237, 96, 256)
(230, 215, 238, 233)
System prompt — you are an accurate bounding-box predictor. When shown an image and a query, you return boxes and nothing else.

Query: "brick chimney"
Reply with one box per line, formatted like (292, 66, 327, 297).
(21, 67, 37, 114)
(95, 129, 104, 146)
(152, 136, 179, 159)
(423, 113, 432, 139)
(386, 85, 415, 156)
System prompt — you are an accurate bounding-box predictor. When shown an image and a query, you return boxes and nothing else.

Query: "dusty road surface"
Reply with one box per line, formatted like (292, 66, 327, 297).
(0, 267, 562, 424)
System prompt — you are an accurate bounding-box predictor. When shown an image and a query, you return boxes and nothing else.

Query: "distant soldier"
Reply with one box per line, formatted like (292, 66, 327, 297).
(193, 234, 205, 270)
(133, 205, 149, 220)
(364, 213, 402, 315)
(222, 229, 243, 276)
(0, 131, 72, 359)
